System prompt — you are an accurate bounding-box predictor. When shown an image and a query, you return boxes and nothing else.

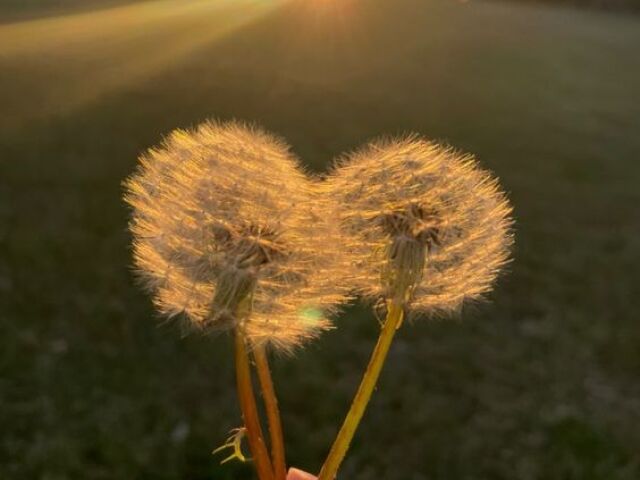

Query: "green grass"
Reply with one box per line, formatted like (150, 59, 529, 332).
(1, 0, 640, 478)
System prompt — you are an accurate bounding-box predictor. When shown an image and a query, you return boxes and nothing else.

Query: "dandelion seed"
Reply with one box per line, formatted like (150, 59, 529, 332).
(124, 120, 349, 351)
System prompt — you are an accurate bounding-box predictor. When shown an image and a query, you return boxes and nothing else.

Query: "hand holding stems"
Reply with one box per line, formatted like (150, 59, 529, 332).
(234, 300, 406, 480)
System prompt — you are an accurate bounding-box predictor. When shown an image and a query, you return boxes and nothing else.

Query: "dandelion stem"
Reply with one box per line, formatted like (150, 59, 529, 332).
(318, 301, 404, 480)
(234, 329, 275, 480)
(254, 346, 287, 480)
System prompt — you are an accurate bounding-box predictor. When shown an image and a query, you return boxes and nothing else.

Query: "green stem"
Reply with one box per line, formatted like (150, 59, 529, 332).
(235, 330, 275, 480)
(318, 302, 404, 480)
(254, 346, 287, 480)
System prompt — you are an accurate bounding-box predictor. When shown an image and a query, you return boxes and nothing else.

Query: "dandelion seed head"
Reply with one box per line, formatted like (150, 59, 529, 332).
(124, 121, 349, 351)
(324, 136, 514, 316)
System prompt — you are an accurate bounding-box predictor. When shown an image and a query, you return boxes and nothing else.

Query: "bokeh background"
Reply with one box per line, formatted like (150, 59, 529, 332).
(2, 0, 639, 478)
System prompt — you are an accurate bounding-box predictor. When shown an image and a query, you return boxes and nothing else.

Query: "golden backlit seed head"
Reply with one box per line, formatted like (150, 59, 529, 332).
(124, 121, 349, 351)
(324, 136, 514, 315)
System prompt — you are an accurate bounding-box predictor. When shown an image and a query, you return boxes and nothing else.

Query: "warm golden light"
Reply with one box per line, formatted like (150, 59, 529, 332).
(0, 0, 286, 130)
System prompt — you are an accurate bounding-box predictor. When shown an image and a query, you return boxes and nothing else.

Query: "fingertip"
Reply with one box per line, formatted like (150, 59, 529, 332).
(287, 467, 318, 480)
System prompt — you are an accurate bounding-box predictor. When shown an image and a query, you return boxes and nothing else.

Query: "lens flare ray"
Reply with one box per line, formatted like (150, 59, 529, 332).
(0, 0, 285, 130)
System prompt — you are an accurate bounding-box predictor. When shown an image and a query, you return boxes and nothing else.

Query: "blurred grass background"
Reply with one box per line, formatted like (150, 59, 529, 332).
(1, 0, 639, 478)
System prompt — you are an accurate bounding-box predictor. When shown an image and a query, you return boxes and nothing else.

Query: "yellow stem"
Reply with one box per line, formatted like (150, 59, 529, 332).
(254, 346, 288, 480)
(235, 329, 275, 480)
(318, 301, 404, 480)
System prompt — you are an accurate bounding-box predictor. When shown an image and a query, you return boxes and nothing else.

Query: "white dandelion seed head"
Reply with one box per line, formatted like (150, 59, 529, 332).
(323, 136, 514, 316)
(124, 121, 350, 351)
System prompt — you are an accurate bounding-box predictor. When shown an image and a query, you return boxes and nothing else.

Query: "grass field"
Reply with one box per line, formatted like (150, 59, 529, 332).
(1, 0, 640, 478)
